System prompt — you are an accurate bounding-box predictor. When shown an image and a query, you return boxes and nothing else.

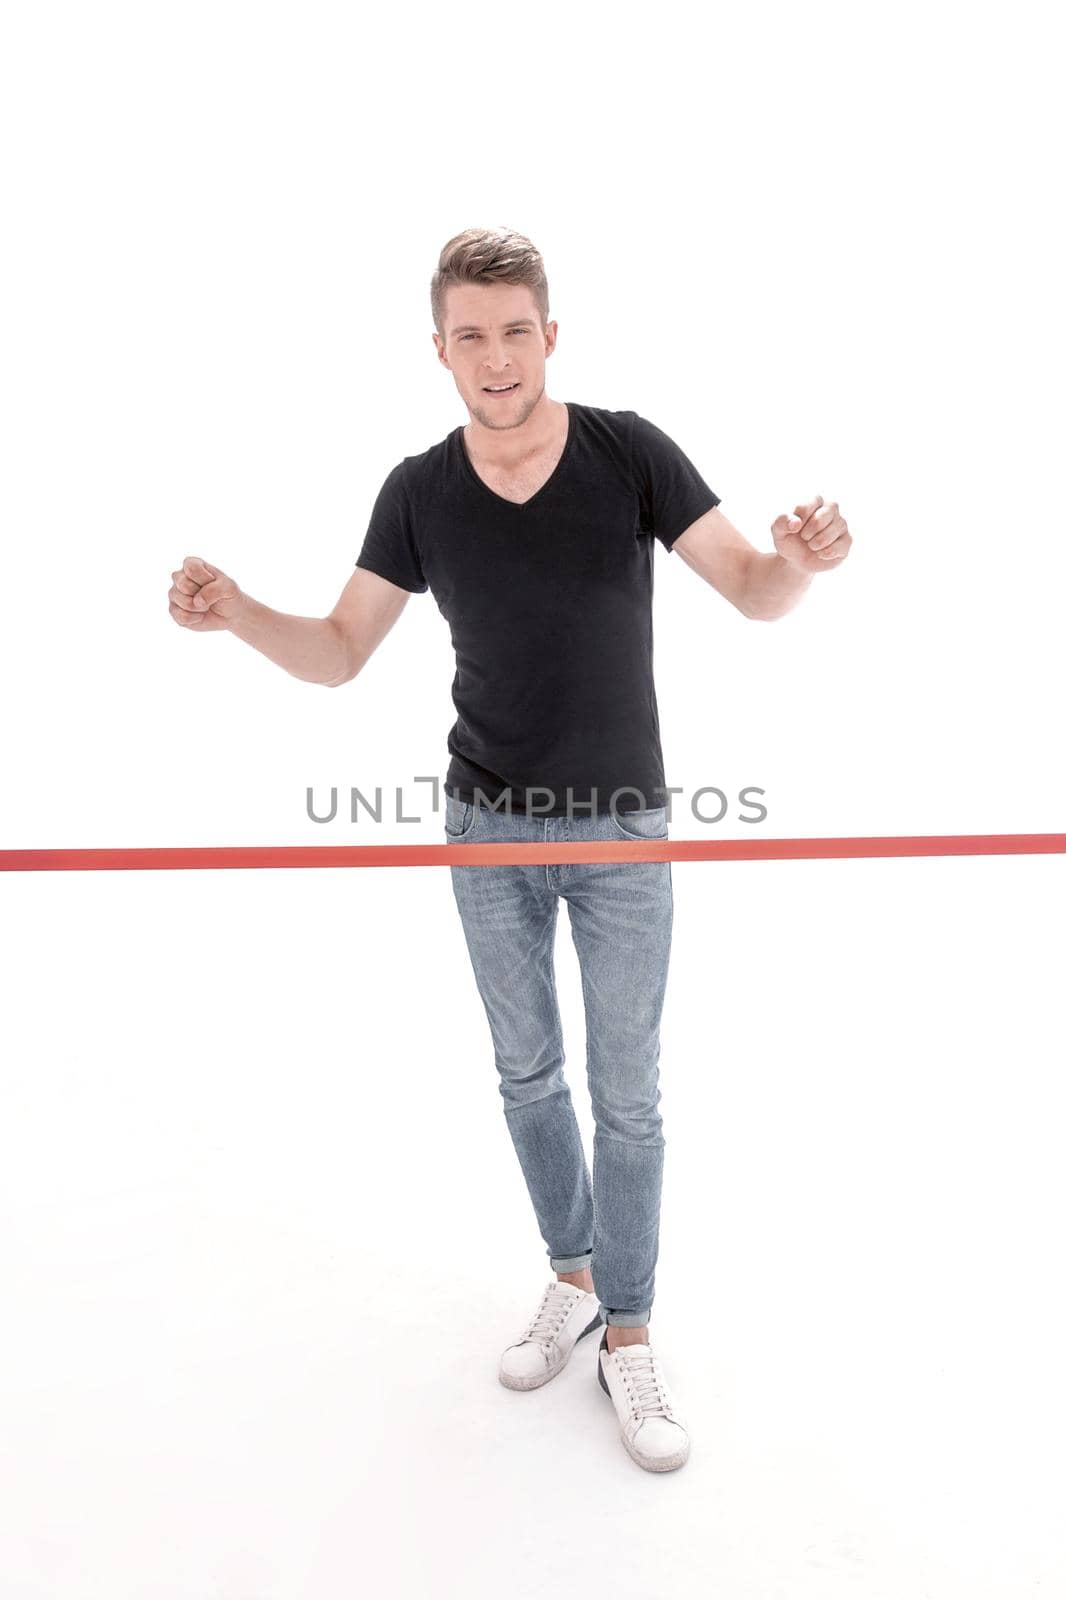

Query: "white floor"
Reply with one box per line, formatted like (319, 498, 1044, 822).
(2, 855, 1064, 1599)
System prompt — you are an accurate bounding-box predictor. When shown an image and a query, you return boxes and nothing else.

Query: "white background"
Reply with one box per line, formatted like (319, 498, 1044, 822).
(2, 2, 1064, 1596)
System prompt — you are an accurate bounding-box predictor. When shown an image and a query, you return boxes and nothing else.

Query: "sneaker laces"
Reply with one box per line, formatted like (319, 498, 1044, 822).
(613, 1345, 675, 1421)
(522, 1282, 580, 1347)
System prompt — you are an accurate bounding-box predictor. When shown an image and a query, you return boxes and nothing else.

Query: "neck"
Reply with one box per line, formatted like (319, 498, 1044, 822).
(464, 391, 565, 468)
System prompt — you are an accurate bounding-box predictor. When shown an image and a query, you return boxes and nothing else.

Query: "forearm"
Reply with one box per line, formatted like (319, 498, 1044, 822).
(741, 552, 814, 620)
(225, 594, 350, 685)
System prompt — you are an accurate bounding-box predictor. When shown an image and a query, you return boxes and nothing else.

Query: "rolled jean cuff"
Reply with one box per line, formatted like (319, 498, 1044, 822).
(550, 1253, 593, 1273)
(601, 1307, 652, 1328)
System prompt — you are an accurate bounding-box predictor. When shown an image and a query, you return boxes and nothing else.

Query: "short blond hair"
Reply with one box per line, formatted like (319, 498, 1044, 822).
(431, 226, 550, 338)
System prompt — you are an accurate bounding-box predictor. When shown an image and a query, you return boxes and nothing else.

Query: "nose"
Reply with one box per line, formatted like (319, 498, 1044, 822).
(481, 342, 513, 376)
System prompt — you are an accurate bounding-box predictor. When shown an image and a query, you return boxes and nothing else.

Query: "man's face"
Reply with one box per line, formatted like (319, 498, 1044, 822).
(433, 282, 558, 432)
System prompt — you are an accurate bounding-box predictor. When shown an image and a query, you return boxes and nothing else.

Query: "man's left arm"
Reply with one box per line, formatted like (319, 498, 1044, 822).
(671, 495, 853, 620)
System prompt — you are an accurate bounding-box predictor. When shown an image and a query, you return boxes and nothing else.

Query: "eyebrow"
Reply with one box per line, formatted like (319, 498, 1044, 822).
(450, 319, 535, 335)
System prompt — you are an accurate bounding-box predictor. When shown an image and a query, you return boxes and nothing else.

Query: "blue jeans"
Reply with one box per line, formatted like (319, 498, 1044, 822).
(444, 793, 673, 1327)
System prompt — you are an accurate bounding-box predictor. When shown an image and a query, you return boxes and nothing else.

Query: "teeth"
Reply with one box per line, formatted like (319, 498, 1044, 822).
(486, 384, 516, 391)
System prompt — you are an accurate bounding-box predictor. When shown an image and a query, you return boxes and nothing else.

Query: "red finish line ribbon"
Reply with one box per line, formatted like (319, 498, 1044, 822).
(1, 834, 1065, 872)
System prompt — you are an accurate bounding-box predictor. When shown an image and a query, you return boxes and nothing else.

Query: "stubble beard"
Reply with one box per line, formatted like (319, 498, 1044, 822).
(470, 377, 546, 432)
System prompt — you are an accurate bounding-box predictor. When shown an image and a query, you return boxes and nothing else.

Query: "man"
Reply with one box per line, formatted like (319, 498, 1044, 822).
(167, 225, 852, 1474)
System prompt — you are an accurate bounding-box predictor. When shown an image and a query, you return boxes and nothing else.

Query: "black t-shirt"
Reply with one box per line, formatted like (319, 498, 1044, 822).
(354, 400, 721, 816)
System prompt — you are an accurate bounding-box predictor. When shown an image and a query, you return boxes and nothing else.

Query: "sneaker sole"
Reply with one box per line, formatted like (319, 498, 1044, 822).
(498, 1309, 604, 1391)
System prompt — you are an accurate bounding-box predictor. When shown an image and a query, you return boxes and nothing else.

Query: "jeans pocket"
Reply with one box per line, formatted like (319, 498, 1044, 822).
(609, 805, 669, 841)
(444, 797, 477, 840)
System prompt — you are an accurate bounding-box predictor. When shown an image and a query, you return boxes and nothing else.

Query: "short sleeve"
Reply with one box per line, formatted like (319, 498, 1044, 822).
(628, 413, 722, 552)
(354, 461, 428, 594)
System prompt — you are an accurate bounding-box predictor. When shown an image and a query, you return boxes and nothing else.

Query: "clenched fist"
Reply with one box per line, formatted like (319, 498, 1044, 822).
(770, 495, 853, 574)
(168, 557, 244, 631)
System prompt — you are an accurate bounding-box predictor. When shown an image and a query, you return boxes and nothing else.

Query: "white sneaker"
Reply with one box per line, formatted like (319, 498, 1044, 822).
(498, 1280, 604, 1390)
(597, 1329, 691, 1471)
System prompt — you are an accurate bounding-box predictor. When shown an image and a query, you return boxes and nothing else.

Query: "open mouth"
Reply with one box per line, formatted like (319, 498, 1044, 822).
(483, 383, 520, 397)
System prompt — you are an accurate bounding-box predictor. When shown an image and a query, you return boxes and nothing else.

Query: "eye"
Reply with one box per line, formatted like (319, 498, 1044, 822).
(458, 329, 529, 341)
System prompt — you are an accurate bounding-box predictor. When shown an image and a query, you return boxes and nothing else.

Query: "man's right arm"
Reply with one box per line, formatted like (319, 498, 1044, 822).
(322, 565, 413, 685)
(169, 556, 413, 686)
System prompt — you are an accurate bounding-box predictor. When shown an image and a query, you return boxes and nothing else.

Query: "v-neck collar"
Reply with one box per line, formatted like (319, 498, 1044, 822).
(456, 401, 575, 511)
